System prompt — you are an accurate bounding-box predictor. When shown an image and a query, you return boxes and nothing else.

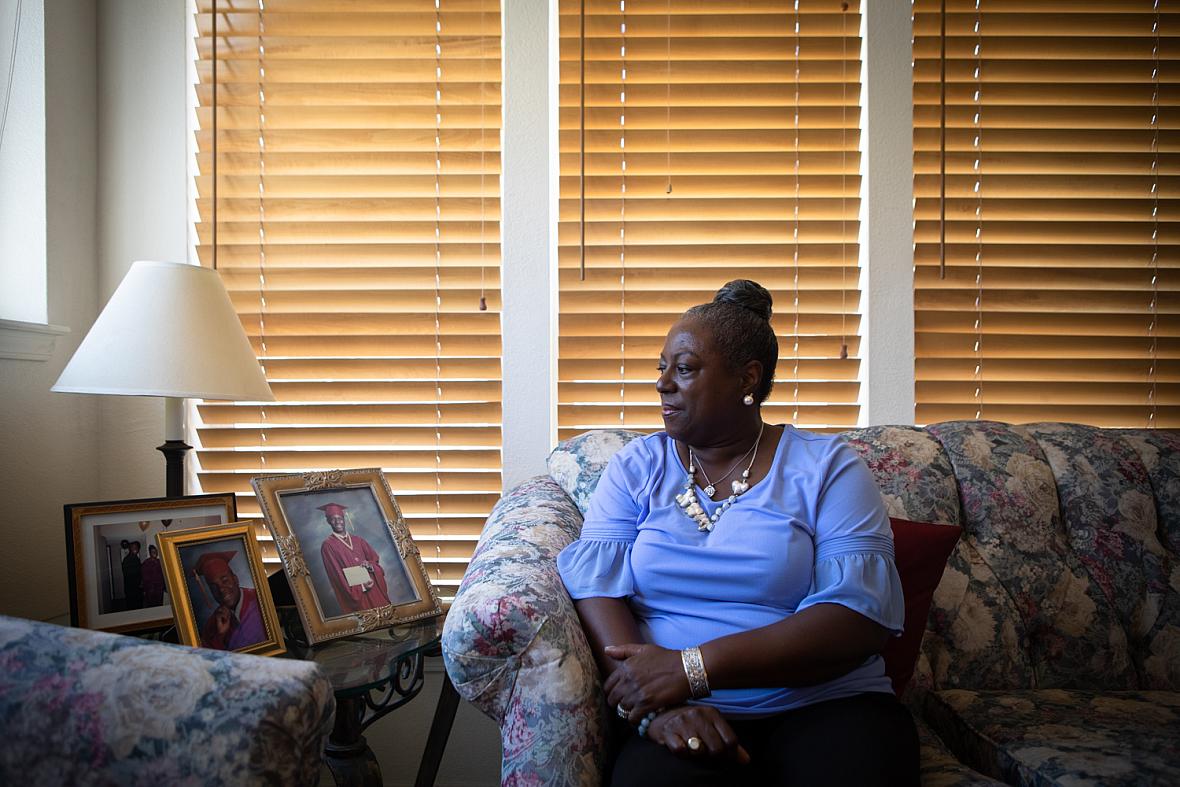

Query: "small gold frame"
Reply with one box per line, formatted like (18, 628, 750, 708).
(252, 468, 441, 645)
(156, 522, 285, 657)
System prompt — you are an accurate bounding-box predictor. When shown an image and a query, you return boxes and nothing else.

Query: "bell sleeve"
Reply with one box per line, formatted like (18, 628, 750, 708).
(557, 440, 650, 600)
(794, 441, 905, 634)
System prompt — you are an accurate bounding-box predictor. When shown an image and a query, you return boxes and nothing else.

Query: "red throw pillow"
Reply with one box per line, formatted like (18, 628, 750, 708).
(882, 517, 962, 697)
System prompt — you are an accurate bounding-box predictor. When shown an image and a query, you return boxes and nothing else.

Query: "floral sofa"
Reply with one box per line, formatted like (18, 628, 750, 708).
(442, 421, 1180, 786)
(0, 614, 335, 785)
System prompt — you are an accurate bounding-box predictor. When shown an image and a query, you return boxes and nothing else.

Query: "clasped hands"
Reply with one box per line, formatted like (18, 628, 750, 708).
(604, 643, 750, 764)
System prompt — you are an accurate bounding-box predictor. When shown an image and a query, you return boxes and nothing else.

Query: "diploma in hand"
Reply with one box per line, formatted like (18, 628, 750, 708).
(343, 565, 371, 587)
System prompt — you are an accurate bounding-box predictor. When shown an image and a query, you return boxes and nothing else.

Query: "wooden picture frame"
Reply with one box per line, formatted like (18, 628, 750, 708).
(64, 493, 237, 633)
(251, 468, 441, 644)
(156, 522, 285, 657)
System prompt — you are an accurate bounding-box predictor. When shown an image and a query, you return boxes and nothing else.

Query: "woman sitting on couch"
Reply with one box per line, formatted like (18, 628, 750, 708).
(557, 280, 919, 786)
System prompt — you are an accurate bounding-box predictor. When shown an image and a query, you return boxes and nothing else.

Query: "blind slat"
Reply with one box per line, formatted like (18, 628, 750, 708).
(192, 2, 504, 594)
(913, 1, 1177, 427)
(557, 1, 863, 431)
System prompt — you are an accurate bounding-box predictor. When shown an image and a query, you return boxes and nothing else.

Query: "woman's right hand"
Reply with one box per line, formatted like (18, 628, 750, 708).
(647, 706, 750, 764)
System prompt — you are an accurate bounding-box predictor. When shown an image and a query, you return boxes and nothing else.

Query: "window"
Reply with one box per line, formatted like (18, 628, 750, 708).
(192, 0, 503, 600)
(0, 0, 46, 326)
(913, 0, 1177, 427)
(556, 0, 864, 438)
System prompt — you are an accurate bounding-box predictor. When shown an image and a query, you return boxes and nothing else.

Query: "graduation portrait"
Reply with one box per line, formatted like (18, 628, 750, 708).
(156, 522, 285, 657)
(252, 469, 441, 644)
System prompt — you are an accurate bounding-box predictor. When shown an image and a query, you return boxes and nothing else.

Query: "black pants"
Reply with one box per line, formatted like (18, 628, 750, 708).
(609, 692, 919, 787)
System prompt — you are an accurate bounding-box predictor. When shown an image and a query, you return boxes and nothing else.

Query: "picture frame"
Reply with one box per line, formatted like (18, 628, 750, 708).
(64, 493, 237, 633)
(252, 468, 441, 644)
(156, 521, 285, 657)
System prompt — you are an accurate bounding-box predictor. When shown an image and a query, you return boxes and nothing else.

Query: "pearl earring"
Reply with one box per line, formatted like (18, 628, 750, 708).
(742, 393, 755, 406)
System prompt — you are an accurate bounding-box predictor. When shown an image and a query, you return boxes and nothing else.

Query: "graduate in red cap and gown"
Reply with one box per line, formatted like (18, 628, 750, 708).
(317, 502, 392, 613)
(195, 550, 266, 650)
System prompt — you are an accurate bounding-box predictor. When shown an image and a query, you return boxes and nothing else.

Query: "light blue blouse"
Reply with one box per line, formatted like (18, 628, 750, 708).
(556, 426, 904, 716)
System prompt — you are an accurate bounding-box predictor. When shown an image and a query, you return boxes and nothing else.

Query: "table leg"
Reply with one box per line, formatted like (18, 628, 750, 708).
(414, 671, 460, 787)
(325, 695, 383, 787)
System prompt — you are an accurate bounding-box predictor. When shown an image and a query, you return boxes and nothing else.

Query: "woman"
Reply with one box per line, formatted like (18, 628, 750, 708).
(557, 280, 919, 786)
(141, 543, 166, 607)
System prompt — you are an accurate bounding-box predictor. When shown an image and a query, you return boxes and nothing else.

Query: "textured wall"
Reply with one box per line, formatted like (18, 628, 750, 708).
(0, 0, 99, 620)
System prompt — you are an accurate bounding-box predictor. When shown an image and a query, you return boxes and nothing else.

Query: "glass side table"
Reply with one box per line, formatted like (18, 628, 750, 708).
(285, 615, 459, 787)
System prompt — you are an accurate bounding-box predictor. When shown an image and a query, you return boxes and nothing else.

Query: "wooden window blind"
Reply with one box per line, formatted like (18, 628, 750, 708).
(557, 0, 864, 439)
(914, 0, 1177, 427)
(192, 0, 502, 599)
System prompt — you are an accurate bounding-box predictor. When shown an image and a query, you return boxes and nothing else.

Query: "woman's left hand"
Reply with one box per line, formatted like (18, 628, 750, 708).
(603, 643, 691, 720)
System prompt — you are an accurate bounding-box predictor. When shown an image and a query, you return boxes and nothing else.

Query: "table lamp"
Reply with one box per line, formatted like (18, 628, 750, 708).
(52, 260, 274, 497)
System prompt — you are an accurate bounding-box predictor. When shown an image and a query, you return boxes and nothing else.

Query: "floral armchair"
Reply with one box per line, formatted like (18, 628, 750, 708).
(0, 614, 335, 785)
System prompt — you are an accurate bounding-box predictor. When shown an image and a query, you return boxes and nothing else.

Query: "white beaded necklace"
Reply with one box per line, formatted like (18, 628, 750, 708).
(674, 422, 765, 532)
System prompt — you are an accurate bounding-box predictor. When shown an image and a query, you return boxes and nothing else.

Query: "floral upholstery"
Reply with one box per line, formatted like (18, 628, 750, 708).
(546, 429, 644, 516)
(1119, 428, 1180, 553)
(841, 426, 962, 527)
(442, 422, 1180, 786)
(442, 476, 607, 786)
(0, 614, 334, 786)
(927, 422, 1134, 691)
(924, 689, 1180, 786)
(915, 716, 1007, 787)
(1027, 423, 1180, 689)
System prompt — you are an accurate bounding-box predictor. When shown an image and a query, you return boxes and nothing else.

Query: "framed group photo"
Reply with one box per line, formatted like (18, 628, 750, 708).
(64, 493, 237, 633)
(252, 468, 440, 644)
(156, 521, 285, 657)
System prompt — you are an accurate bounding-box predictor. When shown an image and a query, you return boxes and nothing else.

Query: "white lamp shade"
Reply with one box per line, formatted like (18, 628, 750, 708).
(53, 260, 274, 401)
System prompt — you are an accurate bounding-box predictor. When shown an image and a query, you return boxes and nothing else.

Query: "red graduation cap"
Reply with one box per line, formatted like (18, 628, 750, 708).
(193, 550, 237, 580)
(317, 503, 348, 517)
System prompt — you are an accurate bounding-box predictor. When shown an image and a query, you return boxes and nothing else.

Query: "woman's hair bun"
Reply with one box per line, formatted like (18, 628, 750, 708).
(713, 279, 773, 322)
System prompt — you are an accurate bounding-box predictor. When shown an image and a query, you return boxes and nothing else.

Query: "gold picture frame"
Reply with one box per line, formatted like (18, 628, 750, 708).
(64, 493, 237, 633)
(251, 468, 441, 644)
(156, 522, 285, 657)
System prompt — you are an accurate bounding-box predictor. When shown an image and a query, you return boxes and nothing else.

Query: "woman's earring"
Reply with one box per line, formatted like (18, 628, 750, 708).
(742, 393, 755, 406)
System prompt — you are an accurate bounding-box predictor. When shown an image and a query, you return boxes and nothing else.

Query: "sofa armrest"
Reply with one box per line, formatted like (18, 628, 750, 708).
(0, 614, 335, 786)
(442, 476, 607, 785)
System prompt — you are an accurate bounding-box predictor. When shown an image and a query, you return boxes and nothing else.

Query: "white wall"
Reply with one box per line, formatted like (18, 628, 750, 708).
(0, 0, 47, 323)
(94, 0, 190, 498)
(0, 0, 99, 621)
(500, 0, 558, 490)
(860, 0, 916, 426)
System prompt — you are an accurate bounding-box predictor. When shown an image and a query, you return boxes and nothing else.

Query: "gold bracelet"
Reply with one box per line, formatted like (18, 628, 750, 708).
(681, 646, 711, 699)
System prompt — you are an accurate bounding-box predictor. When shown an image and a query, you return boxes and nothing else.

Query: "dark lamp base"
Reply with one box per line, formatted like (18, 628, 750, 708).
(156, 439, 192, 498)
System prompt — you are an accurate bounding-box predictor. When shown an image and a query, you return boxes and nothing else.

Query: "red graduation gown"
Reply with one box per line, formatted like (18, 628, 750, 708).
(320, 533, 392, 613)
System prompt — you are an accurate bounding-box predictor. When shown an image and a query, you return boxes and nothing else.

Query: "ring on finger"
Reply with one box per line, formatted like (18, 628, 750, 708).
(686, 736, 702, 752)
(616, 703, 630, 720)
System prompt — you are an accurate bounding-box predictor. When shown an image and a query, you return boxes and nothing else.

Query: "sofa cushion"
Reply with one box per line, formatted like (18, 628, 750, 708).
(1119, 429, 1180, 554)
(927, 421, 1134, 690)
(547, 429, 644, 514)
(0, 615, 334, 786)
(924, 688, 1180, 786)
(1027, 423, 1180, 690)
(886, 518, 961, 697)
(842, 426, 963, 527)
(914, 715, 1007, 786)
